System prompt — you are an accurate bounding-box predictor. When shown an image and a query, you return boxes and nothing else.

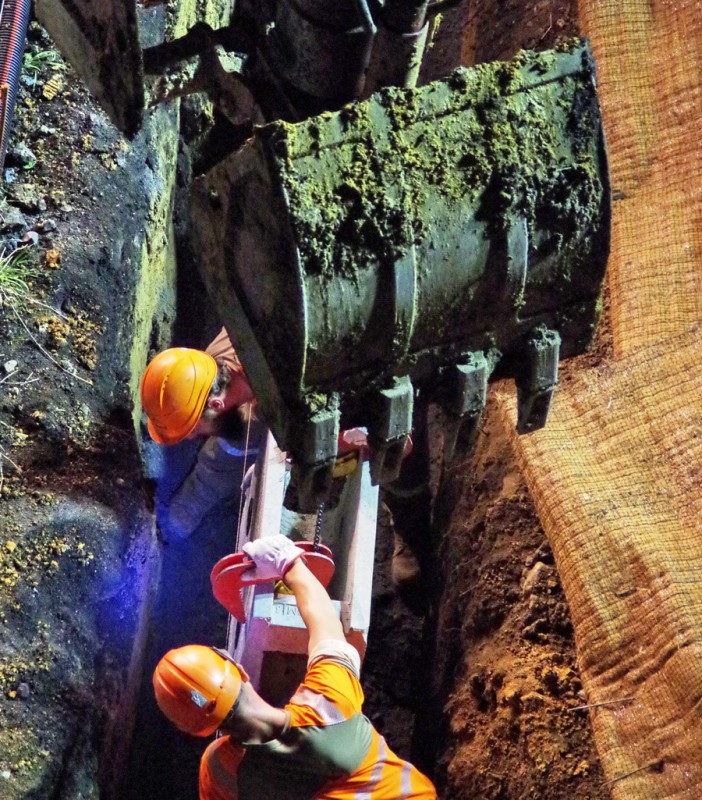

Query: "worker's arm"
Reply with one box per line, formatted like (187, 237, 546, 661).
(242, 534, 344, 652)
(283, 559, 345, 651)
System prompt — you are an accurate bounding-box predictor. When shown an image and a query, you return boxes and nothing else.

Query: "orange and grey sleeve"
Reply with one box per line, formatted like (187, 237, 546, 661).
(199, 737, 244, 800)
(288, 662, 364, 727)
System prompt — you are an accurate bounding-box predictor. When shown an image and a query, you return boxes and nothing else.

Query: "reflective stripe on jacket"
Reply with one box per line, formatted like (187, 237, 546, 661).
(200, 660, 436, 800)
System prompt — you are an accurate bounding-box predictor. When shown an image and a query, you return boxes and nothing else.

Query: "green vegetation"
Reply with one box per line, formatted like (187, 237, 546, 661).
(23, 49, 62, 75)
(0, 245, 95, 386)
(22, 48, 66, 91)
(0, 246, 33, 302)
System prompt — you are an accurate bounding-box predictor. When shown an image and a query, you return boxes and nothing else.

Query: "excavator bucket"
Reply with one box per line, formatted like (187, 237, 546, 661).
(211, 543, 335, 622)
(191, 38, 611, 508)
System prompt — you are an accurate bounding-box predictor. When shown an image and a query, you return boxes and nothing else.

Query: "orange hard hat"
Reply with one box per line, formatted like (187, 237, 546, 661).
(140, 348, 218, 445)
(153, 645, 245, 737)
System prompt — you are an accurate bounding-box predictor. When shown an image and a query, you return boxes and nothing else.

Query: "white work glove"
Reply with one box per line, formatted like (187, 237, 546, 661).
(242, 534, 305, 581)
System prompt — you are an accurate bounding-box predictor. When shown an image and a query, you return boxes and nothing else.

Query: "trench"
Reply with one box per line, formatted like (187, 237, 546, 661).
(113, 189, 443, 796)
(5, 1, 698, 797)
(118, 440, 439, 799)
(115, 375, 605, 800)
(0, 5, 606, 798)
(120, 447, 246, 799)
(113, 4, 602, 788)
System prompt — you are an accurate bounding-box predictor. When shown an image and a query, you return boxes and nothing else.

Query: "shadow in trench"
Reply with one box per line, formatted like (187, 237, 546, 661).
(118, 456, 245, 800)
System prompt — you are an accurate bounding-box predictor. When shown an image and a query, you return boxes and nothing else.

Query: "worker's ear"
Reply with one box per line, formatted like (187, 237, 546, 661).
(207, 396, 226, 411)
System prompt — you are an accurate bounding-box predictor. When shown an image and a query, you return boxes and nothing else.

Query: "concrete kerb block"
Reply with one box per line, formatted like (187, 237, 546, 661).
(230, 431, 378, 697)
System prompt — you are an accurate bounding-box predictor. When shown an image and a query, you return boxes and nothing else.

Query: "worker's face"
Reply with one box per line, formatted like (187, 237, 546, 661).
(221, 371, 255, 410)
(188, 369, 254, 439)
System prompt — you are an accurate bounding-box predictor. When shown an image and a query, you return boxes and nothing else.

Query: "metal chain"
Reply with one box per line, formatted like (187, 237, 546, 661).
(313, 502, 325, 552)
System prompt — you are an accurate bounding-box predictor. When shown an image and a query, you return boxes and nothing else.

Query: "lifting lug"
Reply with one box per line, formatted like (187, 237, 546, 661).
(211, 542, 335, 622)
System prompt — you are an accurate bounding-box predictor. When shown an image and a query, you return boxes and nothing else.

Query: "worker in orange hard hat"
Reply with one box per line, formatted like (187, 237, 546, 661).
(140, 328, 373, 543)
(140, 347, 219, 445)
(141, 328, 424, 602)
(141, 327, 265, 541)
(153, 534, 437, 800)
(141, 327, 256, 445)
(153, 644, 248, 737)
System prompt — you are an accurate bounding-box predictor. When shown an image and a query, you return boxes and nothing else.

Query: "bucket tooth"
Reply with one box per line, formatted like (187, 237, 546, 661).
(368, 435, 411, 486)
(367, 376, 414, 485)
(286, 399, 339, 511)
(439, 354, 489, 461)
(292, 461, 335, 513)
(294, 401, 340, 466)
(515, 327, 561, 434)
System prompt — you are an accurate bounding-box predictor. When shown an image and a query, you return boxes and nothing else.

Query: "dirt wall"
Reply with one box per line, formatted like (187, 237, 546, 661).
(0, 21, 179, 799)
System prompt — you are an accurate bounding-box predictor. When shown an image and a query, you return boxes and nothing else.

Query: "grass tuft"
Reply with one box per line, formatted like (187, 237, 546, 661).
(23, 49, 63, 76)
(0, 246, 34, 302)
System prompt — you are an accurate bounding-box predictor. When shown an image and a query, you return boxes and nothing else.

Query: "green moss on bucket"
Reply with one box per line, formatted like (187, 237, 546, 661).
(257, 38, 604, 293)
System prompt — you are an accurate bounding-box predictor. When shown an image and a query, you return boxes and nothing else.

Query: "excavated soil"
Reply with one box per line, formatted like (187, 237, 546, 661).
(430, 395, 609, 799)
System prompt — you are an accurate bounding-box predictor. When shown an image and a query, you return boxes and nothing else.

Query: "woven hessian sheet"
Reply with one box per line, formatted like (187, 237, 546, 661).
(493, 3, 702, 797)
(581, 1, 702, 358)
(499, 328, 702, 797)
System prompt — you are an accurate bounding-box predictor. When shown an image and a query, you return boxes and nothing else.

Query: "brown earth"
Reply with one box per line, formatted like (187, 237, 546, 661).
(0, 3, 614, 799)
(366, 4, 614, 798)
(430, 390, 609, 799)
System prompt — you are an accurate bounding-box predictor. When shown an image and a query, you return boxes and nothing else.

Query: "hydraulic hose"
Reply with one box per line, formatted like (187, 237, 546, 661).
(0, 0, 31, 174)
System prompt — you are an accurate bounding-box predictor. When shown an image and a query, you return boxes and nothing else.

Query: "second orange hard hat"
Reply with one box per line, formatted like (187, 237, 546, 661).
(140, 348, 218, 445)
(153, 645, 245, 737)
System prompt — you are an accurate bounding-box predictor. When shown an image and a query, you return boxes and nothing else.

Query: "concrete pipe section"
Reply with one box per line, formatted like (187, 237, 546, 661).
(218, 431, 378, 706)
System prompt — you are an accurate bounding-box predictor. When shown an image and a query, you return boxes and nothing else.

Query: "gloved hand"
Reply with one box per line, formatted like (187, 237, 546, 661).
(242, 534, 305, 581)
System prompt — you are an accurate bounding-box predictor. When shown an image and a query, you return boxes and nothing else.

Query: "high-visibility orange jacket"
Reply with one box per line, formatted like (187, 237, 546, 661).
(199, 642, 436, 800)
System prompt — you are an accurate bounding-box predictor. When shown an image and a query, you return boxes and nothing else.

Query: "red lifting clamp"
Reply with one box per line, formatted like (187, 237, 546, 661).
(211, 541, 335, 622)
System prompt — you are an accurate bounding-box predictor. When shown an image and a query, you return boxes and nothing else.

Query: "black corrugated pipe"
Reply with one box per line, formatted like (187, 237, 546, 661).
(0, 0, 31, 175)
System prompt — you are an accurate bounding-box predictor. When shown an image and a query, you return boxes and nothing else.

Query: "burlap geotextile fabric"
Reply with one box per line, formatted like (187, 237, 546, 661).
(580, 2, 702, 358)
(494, 3, 702, 797)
